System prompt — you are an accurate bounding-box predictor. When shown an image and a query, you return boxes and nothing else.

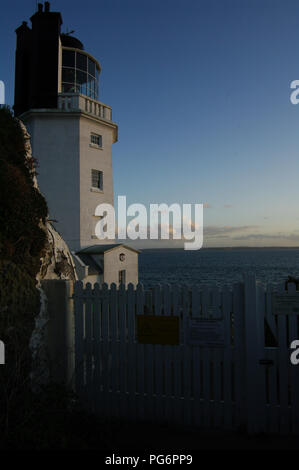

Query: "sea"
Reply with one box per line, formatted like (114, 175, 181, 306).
(138, 248, 299, 288)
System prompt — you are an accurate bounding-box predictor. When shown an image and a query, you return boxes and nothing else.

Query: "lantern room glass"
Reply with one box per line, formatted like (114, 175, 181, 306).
(62, 49, 99, 100)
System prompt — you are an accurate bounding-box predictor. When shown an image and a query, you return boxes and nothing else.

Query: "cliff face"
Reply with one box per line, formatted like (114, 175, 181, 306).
(0, 109, 94, 449)
(0, 108, 77, 400)
(18, 118, 77, 283)
(0, 109, 48, 279)
(38, 223, 77, 282)
(17, 116, 77, 389)
(0, 108, 46, 400)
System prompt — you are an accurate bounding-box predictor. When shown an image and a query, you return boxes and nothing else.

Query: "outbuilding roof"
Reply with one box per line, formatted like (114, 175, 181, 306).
(75, 253, 103, 275)
(76, 244, 141, 255)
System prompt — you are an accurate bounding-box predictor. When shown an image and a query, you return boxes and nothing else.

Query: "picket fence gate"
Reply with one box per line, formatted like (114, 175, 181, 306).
(73, 274, 299, 434)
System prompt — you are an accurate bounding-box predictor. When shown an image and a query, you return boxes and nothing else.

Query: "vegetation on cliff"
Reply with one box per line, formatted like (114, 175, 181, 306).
(0, 107, 48, 442)
(0, 108, 109, 450)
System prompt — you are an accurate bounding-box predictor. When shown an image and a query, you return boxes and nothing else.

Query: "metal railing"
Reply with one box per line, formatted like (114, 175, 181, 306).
(58, 93, 112, 121)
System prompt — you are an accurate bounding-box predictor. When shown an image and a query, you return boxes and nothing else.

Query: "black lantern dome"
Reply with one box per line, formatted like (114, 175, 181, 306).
(14, 2, 101, 115)
(60, 34, 84, 50)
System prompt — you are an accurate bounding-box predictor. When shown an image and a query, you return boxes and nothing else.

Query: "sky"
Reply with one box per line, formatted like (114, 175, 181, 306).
(2, 0, 299, 247)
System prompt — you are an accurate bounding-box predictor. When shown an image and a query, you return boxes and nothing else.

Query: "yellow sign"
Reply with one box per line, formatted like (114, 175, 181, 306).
(137, 315, 180, 345)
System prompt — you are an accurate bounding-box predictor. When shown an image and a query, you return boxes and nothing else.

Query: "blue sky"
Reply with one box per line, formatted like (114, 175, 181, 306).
(2, 0, 299, 246)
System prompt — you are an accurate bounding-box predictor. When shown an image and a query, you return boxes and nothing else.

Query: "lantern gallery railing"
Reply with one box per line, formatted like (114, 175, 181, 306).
(58, 93, 112, 121)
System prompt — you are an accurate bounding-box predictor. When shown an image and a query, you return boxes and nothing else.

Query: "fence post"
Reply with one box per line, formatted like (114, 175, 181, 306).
(41, 279, 75, 387)
(243, 273, 266, 434)
(233, 282, 247, 430)
(73, 281, 84, 399)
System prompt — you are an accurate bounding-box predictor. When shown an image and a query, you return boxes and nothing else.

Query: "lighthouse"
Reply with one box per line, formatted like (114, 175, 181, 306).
(14, 2, 117, 252)
(14, 2, 139, 286)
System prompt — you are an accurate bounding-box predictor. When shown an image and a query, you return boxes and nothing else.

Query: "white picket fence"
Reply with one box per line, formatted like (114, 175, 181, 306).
(73, 274, 299, 434)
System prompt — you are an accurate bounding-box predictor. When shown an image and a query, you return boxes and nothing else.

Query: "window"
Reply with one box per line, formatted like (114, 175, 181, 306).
(88, 57, 96, 76)
(90, 133, 102, 148)
(61, 48, 99, 100)
(119, 270, 126, 285)
(76, 53, 87, 71)
(62, 49, 75, 68)
(91, 169, 103, 190)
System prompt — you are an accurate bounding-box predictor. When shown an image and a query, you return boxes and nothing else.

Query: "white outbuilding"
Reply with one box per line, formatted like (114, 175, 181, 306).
(72, 244, 140, 287)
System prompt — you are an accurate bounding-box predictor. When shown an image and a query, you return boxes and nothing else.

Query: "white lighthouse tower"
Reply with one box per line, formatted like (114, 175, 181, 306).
(14, 2, 139, 286)
(14, 2, 117, 252)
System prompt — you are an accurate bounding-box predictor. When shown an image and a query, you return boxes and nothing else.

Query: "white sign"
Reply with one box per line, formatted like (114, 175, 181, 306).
(0, 81, 4, 105)
(272, 292, 299, 315)
(187, 319, 224, 347)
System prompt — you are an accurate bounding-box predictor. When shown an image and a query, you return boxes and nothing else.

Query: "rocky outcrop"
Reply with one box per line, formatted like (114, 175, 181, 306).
(18, 119, 77, 389)
(38, 222, 77, 282)
(18, 119, 77, 284)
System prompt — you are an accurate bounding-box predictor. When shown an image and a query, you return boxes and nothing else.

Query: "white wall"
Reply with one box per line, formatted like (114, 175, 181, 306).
(79, 116, 114, 247)
(24, 112, 81, 250)
(104, 247, 139, 287)
(23, 109, 116, 251)
(83, 273, 103, 286)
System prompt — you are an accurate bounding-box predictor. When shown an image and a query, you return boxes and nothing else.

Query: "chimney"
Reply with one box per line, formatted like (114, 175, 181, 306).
(45, 2, 50, 12)
(37, 3, 43, 12)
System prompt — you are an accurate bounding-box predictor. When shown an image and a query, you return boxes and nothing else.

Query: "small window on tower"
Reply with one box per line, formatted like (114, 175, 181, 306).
(90, 133, 102, 148)
(91, 169, 103, 191)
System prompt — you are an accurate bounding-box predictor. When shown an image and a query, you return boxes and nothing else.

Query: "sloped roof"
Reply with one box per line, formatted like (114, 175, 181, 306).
(75, 253, 103, 275)
(76, 244, 140, 255)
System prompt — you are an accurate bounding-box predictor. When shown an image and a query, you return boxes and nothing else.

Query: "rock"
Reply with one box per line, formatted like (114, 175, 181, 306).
(38, 222, 77, 282)
(18, 119, 77, 390)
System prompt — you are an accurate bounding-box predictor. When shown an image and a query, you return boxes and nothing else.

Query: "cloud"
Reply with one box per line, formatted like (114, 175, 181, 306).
(115, 225, 299, 249)
(203, 225, 259, 238)
(231, 232, 299, 242)
(112, 215, 299, 249)
(133, 223, 259, 241)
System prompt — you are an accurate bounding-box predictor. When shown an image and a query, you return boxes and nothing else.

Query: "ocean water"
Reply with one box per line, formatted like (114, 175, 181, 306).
(138, 248, 299, 288)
